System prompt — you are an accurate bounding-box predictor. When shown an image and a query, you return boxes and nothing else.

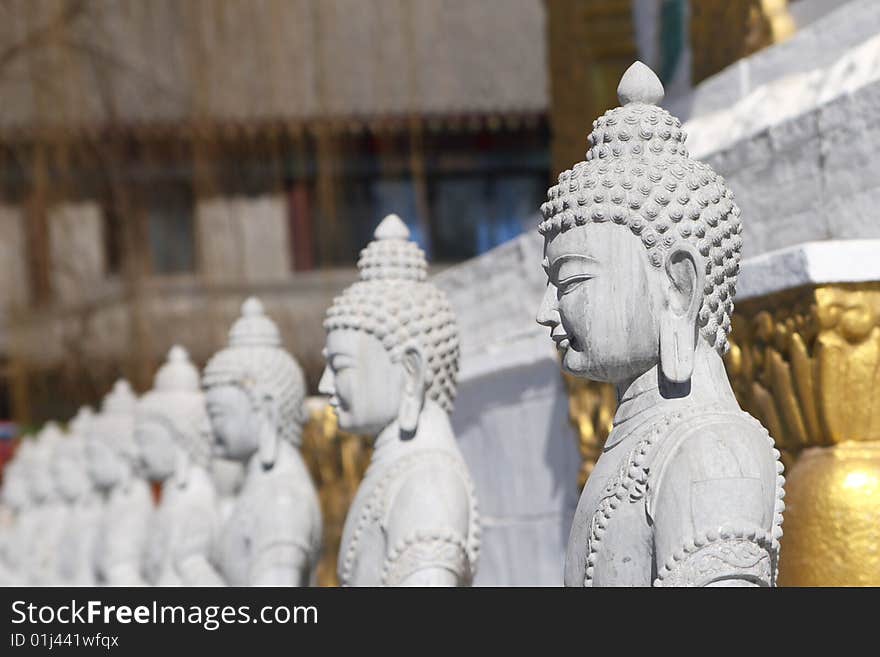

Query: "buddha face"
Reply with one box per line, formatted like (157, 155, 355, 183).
(135, 420, 177, 482)
(537, 222, 662, 383)
(319, 329, 404, 436)
(85, 437, 127, 490)
(205, 384, 260, 462)
(28, 454, 57, 503)
(51, 453, 91, 501)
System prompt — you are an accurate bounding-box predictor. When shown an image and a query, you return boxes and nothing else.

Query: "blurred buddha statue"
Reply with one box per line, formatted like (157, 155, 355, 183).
(0, 452, 31, 585)
(320, 214, 480, 586)
(52, 407, 102, 585)
(209, 457, 244, 526)
(87, 379, 152, 586)
(137, 346, 224, 586)
(22, 423, 66, 585)
(536, 62, 785, 587)
(203, 298, 322, 586)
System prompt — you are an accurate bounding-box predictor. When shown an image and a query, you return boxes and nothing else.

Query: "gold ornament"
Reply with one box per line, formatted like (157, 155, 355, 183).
(725, 283, 880, 586)
(301, 405, 371, 587)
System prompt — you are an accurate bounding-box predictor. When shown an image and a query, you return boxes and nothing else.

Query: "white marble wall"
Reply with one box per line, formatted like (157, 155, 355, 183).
(434, 231, 580, 586)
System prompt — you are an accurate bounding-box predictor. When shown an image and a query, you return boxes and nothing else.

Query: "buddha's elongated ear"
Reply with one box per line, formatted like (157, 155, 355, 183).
(398, 341, 427, 437)
(255, 388, 279, 469)
(659, 242, 705, 383)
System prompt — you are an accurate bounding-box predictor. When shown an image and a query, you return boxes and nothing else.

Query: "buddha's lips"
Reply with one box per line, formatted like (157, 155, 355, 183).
(551, 333, 571, 350)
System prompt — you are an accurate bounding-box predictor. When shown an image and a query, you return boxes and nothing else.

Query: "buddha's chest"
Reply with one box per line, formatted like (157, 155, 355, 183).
(564, 428, 656, 587)
(338, 469, 393, 587)
(143, 496, 195, 586)
(218, 486, 264, 586)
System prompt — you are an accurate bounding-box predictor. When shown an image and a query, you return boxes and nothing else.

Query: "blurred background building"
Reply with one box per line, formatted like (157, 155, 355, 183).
(0, 0, 843, 426)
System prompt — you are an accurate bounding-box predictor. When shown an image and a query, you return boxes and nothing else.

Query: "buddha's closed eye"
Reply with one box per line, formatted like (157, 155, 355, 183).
(557, 274, 593, 296)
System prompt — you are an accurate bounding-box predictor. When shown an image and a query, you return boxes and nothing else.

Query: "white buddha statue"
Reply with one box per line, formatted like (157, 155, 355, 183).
(203, 298, 322, 586)
(23, 423, 67, 586)
(320, 214, 480, 586)
(136, 345, 224, 586)
(536, 62, 785, 586)
(0, 454, 30, 585)
(52, 407, 102, 586)
(87, 379, 152, 586)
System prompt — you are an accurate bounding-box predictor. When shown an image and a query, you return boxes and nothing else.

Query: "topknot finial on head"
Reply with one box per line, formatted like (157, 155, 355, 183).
(102, 379, 136, 415)
(154, 345, 200, 393)
(357, 213, 427, 283)
(228, 297, 281, 348)
(617, 61, 665, 106)
(374, 213, 411, 241)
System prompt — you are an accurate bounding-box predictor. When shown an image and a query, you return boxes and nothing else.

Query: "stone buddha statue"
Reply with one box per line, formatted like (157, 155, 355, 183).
(136, 346, 224, 586)
(203, 297, 322, 586)
(0, 453, 31, 585)
(87, 379, 152, 586)
(23, 423, 67, 585)
(536, 62, 785, 587)
(52, 407, 102, 586)
(320, 214, 480, 587)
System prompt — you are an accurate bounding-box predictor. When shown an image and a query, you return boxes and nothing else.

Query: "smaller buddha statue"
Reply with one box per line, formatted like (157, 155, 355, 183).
(87, 379, 153, 586)
(203, 297, 322, 586)
(320, 214, 480, 586)
(52, 407, 102, 586)
(24, 423, 67, 585)
(0, 455, 30, 586)
(136, 345, 225, 586)
(536, 62, 784, 586)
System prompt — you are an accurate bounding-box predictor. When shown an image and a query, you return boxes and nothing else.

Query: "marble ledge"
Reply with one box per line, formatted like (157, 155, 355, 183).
(737, 238, 880, 301)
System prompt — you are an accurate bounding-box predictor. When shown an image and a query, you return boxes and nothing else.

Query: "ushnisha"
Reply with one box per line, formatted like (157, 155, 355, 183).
(87, 380, 153, 586)
(320, 214, 480, 586)
(537, 62, 784, 586)
(136, 346, 224, 586)
(203, 297, 322, 586)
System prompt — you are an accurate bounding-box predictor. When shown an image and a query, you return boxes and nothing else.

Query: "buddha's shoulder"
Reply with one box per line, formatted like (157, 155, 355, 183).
(383, 449, 475, 531)
(648, 409, 781, 519)
(651, 407, 772, 466)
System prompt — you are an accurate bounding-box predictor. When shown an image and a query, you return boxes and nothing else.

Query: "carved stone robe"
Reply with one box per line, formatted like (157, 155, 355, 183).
(57, 493, 102, 586)
(565, 399, 784, 587)
(216, 444, 322, 586)
(144, 466, 223, 586)
(95, 477, 153, 586)
(338, 411, 480, 587)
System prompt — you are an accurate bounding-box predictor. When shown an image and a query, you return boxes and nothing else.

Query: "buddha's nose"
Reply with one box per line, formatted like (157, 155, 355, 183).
(317, 367, 335, 396)
(536, 284, 559, 328)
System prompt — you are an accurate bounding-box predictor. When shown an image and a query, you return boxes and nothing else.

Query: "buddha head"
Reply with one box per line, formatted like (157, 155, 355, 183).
(319, 214, 460, 437)
(52, 407, 95, 502)
(536, 62, 742, 386)
(85, 380, 138, 490)
(136, 346, 212, 485)
(202, 298, 307, 468)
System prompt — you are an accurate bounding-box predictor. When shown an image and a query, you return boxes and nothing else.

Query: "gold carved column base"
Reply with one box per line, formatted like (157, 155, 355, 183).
(776, 441, 880, 586)
(726, 283, 880, 586)
(561, 373, 615, 490)
(301, 405, 371, 587)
